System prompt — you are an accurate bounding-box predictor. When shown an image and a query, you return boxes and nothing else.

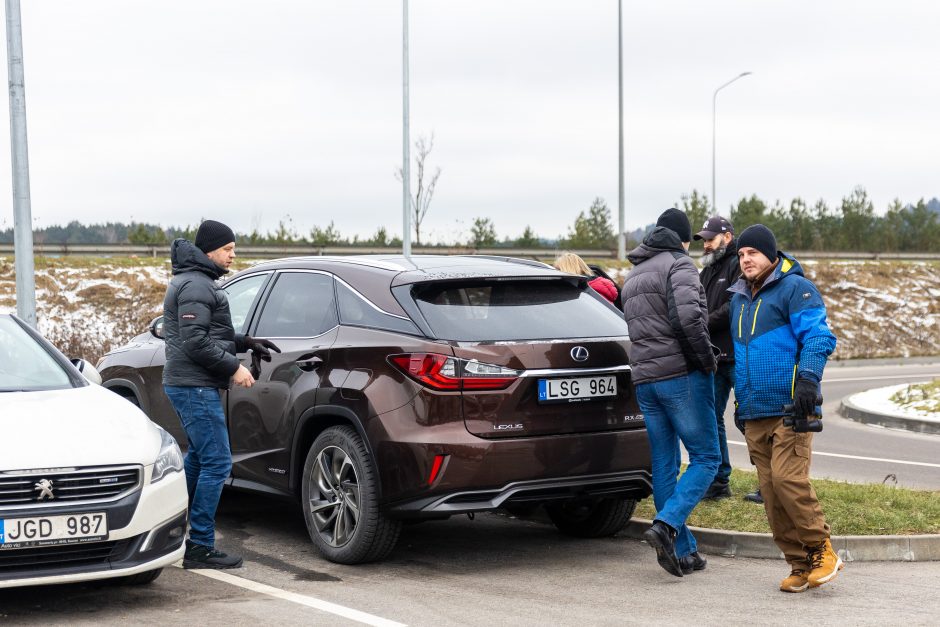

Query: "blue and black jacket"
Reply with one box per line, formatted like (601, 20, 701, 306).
(729, 252, 837, 421)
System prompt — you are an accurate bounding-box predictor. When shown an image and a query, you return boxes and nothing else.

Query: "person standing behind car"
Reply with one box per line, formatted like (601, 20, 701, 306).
(162, 219, 279, 569)
(553, 252, 619, 304)
(730, 224, 840, 593)
(693, 216, 740, 501)
(621, 208, 720, 578)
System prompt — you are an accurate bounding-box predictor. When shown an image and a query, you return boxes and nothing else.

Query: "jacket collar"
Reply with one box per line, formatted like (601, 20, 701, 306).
(627, 226, 687, 265)
(170, 238, 228, 280)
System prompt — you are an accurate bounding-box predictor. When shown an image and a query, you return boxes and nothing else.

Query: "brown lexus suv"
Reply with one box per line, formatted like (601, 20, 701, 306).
(97, 255, 652, 564)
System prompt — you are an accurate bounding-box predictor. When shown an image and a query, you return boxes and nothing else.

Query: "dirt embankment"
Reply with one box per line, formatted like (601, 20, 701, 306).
(1, 258, 938, 363)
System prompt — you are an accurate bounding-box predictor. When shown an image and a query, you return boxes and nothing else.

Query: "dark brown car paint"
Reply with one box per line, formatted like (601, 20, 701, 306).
(98, 255, 652, 518)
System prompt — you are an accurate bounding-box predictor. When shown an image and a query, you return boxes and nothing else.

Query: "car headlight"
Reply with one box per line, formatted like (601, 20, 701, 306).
(151, 428, 184, 484)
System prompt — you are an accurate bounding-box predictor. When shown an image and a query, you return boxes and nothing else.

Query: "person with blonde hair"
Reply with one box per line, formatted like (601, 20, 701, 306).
(553, 252, 618, 304)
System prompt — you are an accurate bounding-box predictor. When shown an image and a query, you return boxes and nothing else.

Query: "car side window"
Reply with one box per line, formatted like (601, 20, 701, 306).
(223, 274, 269, 333)
(255, 272, 338, 338)
(336, 281, 420, 335)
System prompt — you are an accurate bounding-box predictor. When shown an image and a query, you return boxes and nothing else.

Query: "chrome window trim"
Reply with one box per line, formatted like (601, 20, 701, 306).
(0, 464, 143, 511)
(334, 276, 412, 321)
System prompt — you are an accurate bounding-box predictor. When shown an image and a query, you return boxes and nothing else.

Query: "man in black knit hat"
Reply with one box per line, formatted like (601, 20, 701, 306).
(162, 219, 279, 569)
(621, 208, 719, 578)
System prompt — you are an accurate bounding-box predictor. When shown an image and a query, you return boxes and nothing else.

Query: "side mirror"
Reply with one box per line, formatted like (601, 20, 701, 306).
(150, 316, 165, 340)
(70, 358, 103, 385)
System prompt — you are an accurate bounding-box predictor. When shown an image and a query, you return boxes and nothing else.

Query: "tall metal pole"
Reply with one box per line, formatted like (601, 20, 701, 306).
(711, 71, 751, 216)
(401, 0, 412, 258)
(5, 0, 36, 327)
(616, 0, 625, 261)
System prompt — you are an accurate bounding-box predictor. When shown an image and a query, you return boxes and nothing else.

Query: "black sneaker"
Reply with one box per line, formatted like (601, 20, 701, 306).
(679, 551, 707, 574)
(642, 520, 683, 578)
(702, 481, 732, 500)
(183, 541, 243, 569)
(744, 489, 764, 504)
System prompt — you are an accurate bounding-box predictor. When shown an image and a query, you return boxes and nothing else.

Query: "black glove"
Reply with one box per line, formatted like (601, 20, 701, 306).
(245, 336, 281, 361)
(793, 378, 819, 419)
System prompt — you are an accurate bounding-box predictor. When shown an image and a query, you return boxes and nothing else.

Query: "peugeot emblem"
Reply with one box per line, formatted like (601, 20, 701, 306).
(34, 478, 55, 500)
(570, 346, 589, 362)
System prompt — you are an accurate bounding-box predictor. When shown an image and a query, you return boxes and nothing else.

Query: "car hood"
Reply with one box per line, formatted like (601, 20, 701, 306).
(0, 384, 162, 471)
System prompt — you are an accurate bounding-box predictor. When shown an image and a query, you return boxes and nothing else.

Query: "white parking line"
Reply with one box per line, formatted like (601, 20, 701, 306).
(177, 566, 406, 626)
(727, 440, 940, 468)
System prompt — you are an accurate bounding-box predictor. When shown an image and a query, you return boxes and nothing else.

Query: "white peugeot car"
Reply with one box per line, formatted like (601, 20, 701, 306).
(0, 313, 188, 588)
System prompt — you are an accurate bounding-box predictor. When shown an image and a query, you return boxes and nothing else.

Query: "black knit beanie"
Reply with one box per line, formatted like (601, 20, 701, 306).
(737, 224, 778, 262)
(656, 208, 692, 243)
(195, 220, 236, 254)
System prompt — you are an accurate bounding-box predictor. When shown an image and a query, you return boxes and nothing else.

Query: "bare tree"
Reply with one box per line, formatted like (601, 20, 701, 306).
(396, 133, 441, 244)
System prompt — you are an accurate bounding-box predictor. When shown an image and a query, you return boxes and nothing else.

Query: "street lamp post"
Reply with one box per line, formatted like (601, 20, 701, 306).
(402, 0, 412, 259)
(617, 0, 625, 261)
(711, 71, 751, 216)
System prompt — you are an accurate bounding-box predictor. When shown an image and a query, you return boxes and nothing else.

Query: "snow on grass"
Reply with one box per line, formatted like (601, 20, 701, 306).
(848, 382, 940, 422)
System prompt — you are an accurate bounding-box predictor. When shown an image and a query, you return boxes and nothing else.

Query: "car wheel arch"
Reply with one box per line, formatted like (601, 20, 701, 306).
(289, 404, 380, 499)
(103, 378, 147, 413)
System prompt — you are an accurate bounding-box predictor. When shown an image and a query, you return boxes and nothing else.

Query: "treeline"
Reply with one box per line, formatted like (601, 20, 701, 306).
(2, 188, 938, 252)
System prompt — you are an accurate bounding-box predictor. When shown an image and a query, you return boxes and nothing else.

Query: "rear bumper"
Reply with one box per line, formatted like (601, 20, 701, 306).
(387, 469, 652, 516)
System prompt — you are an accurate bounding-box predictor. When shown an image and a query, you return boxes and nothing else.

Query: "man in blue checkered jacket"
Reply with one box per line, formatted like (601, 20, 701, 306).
(729, 224, 841, 594)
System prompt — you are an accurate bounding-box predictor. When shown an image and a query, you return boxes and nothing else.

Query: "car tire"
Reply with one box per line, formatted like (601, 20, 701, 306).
(546, 497, 637, 538)
(301, 425, 401, 564)
(114, 568, 162, 585)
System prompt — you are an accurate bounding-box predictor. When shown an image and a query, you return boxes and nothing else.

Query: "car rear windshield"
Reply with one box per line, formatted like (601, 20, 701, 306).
(0, 317, 74, 392)
(411, 279, 628, 341)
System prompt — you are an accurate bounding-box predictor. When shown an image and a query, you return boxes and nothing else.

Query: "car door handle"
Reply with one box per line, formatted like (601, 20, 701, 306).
(296, 355, 323, 372)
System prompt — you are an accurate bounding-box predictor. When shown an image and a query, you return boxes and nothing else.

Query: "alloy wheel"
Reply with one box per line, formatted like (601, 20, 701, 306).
(308, 445, 361, 547)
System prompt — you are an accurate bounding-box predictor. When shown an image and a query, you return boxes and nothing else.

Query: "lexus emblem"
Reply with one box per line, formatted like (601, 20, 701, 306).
(34, 478, 55, 500)
(570, 346, 589, 362)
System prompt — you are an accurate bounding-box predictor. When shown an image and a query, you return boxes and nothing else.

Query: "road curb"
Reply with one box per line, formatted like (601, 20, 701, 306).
(625, 518, 940, 562)
(840, 395, 940, 435)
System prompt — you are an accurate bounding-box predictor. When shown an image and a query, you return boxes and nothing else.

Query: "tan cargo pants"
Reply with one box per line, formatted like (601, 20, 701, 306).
(744, 417, 830, 570)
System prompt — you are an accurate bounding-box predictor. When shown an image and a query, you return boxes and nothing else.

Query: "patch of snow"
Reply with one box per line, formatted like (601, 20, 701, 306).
(847, 382, 940, 422)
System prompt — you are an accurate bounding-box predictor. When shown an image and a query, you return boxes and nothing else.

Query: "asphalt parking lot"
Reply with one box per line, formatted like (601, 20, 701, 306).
(2, 490, 939, 626)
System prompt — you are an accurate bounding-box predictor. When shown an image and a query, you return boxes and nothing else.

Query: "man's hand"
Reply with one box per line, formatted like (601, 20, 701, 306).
(233, 364, 255, 388)
(793, 378, 819, 418)
(246, 336, 281, 361)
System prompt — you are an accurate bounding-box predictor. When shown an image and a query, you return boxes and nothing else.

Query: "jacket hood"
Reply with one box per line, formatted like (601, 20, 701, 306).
(627, 226, 687, 265)
(729, 251, 803, 297)
(170, 238, 227, 279)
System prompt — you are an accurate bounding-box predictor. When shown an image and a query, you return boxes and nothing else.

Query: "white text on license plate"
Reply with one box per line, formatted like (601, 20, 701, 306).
(0, 512, 108, 549)
(538, 376, 617, 403)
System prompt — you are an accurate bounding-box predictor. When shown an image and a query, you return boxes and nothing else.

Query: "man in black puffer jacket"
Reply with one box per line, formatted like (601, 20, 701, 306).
(162, 220, 278, 570)
(693, 216, 741, 501)
(621, 208, 720, 579)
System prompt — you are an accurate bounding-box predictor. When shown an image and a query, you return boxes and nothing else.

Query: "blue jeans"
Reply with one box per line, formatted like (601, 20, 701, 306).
(636, 371, 720, 558)
(163, 385, 232, 548)
(712, 362, 735, 484)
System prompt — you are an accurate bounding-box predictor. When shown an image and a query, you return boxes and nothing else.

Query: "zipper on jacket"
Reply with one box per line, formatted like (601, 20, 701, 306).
(750, 298, 762, 335)
(791, 364, 798, 398)
(737, 303, 745, 339)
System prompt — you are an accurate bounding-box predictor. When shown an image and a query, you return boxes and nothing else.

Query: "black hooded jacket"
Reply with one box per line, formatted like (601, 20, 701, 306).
(620, 227, 717, 385)
(699, 239, 741, 363)
(162, 239, 248, 388)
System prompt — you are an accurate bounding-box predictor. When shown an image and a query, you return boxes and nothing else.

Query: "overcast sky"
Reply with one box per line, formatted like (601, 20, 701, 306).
(0, 1, 938, 242)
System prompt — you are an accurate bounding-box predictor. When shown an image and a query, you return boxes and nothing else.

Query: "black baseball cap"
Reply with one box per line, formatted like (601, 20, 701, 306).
(693, 215, 734, 241)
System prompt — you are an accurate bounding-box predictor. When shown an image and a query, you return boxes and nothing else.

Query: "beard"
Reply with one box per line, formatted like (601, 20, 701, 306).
(700, 246, 728, 268)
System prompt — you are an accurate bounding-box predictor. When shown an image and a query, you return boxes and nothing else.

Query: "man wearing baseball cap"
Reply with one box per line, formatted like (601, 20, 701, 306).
(693, 216, 740, 501)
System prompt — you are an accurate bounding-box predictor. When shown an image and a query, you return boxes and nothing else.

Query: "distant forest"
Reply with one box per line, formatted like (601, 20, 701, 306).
(2, 187, 939, 252)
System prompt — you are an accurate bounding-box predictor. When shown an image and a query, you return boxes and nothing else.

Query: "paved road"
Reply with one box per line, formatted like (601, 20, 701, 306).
(721, 361, 940, 490)
(2, 360, 938, 625)
(2, 497, 939, 626)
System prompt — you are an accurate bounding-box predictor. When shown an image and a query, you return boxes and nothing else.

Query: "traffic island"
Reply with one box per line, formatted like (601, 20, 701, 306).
(840, 381, 940, 435)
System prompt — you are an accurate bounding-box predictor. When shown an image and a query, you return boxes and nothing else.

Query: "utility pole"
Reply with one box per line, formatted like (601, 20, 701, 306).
(617, 0, 625, 261)
(5, 0, 36, 326)
(401, 0, 412, 258)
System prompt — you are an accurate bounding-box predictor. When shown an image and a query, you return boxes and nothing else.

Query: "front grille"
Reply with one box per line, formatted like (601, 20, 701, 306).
(0, 539, 130, 574)
(0, 466, 141, 507)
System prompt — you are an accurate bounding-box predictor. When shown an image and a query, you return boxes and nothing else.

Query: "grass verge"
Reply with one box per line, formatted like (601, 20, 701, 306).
(634, 467, 940, 535)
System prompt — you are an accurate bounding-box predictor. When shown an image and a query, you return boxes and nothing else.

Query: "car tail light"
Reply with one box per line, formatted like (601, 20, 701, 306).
(388, 353, 520, 391)
(427, 454, 446, 485)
